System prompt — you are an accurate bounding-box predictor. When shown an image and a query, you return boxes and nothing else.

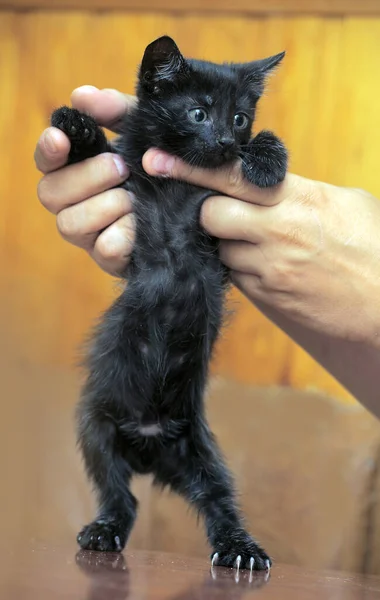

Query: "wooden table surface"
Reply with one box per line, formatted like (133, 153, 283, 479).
(2, 541, 380, 600)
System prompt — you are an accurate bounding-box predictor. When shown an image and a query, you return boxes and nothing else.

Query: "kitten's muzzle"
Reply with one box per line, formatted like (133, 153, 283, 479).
(217, 137, 236, 161)
(217, 136, 235, 150)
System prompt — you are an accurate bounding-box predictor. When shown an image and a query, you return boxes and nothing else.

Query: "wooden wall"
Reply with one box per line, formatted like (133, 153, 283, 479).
(1, 4, 380, 403)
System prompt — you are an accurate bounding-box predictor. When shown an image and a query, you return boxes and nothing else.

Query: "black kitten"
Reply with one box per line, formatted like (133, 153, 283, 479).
(51, 36, 287, 571)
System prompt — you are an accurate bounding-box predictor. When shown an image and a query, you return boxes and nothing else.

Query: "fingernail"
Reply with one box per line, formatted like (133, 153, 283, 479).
(44, 130, 58, 153)
(151, 152, 175, 175)
(73, 85, 99, 95)
(112, 154, 129, 179)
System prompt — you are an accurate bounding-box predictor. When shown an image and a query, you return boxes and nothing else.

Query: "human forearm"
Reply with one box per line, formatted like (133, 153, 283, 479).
(251, 299, 380, 415)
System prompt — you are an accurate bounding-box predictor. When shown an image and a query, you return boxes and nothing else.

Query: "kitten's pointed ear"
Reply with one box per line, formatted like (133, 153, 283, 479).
(252, 51, 285, 74)
(140, 36, 188, 91)
(239, 51, 285, 96)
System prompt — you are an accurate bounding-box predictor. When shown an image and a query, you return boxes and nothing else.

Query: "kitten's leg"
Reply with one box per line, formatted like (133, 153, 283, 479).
(157, 424, 271, 571)
(241, 130, 288, 188)
(76, 406, 137, 552)
(50, 106, 112, 164)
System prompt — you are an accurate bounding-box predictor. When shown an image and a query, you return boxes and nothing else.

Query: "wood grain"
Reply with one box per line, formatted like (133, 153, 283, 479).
(3, 0, 380, 15)
(1, 11, 380, 402)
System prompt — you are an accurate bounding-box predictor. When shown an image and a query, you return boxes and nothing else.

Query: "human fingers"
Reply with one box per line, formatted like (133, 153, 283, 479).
(143, 148, 304, 206)
(218, 240, 262, 274)
(34, 127, 71, 174)
(56, 188, 133, 251)
(35, 86, 135, 175)
(200, 195, 267, 243)
(38, 152, 129, 215)
(71, 86, 137, 133)
(90, 213, 135, 276)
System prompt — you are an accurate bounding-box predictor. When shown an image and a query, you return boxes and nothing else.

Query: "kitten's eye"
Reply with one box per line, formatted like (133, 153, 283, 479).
(188, 108, 208, 123)
(234, 113, 249, 129)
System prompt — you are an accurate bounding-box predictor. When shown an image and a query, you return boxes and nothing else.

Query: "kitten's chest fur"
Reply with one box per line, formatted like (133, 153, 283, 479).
(116, 128, 216, 261)
(124, 170, 226, 371)
(127, 174, 217, 269)
(115, 128, 227, 314)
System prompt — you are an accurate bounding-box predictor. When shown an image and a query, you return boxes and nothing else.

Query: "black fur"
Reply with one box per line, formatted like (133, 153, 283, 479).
(51, 36, 287, 570)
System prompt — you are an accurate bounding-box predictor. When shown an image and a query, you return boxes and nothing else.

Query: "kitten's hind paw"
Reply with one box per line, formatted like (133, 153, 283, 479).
(51, 106, 109, 163)
(211, 532, 271, 572)
(77, 518, 127, 553)
(241, 130, 288, 188)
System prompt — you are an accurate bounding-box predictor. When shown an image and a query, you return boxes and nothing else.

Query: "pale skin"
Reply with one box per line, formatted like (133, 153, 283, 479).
(35, 86, 380, 416)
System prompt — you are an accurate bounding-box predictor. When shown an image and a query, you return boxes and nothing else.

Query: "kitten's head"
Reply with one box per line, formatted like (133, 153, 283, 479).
(137, 36, 284, 168)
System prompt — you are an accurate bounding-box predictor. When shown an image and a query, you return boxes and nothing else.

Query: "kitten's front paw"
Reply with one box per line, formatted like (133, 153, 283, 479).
(211, 531, 271, 571)
(242, 130, 288, 188)
(51, 106, 108, 163)
(77, 518, 127, 553)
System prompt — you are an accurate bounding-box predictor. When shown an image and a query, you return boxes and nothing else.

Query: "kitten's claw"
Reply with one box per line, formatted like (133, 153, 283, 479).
(70, 126, 77, 135)
(211, 534, 271, 571)
(249, 557, 255, 583)
(234, 555, 242, 583)
(211, 552, 219, 567)
(114, 536, 122, 552)
(84, 128, 90, 138)
(210, 552, 219, 580)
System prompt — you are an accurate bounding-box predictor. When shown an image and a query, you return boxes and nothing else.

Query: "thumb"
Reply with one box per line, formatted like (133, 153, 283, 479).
(142, 148, 287, 206)
(71, 86, 137, 133)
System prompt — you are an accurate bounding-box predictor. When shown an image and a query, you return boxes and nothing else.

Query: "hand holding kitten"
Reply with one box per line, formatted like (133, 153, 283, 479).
(35, 84, 380, 341)
(35, 85, 380, 411)
(35, 87, 134, 276)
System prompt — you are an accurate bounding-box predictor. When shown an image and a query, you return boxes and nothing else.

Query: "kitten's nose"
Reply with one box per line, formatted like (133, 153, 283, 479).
(217, 137, 234, 150)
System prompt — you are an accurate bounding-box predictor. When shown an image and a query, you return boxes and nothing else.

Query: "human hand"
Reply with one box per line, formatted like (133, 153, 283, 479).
(36, 90, 380, 348)
(35, 86, 136, 275)
(142, 149, 380, 347)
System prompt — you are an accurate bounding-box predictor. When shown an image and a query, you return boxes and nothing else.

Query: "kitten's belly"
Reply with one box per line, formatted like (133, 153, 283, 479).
(138, 423, 162, 437)
(119, 417, 189, 441)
